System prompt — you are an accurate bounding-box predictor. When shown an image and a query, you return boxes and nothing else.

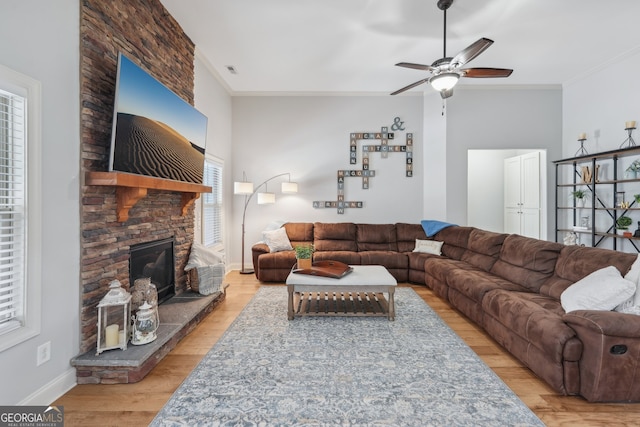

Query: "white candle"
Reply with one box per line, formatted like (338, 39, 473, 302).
(119, 330, 126, 345)
(626, 121, 636, 129)
(105, 324, 119, 347)
(578, 133, 586, 140)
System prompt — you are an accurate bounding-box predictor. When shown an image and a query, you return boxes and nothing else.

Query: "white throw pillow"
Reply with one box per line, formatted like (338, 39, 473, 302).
(263, 227, 293, 253)
(413, 239, 444, 255)
(561, 266, 636, 312)
(615, 255, 640, 314)
(185, 242, 224, 271)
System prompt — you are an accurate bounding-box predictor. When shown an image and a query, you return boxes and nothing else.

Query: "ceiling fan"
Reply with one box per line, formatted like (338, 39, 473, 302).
(391, 0, 513, 98)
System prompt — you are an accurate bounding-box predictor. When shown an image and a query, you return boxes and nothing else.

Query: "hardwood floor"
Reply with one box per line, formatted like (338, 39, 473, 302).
(54, 272, 640, 426)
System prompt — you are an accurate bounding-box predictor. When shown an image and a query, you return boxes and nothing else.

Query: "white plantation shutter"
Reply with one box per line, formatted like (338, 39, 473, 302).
(0, 88, 26, 335)
(202, 158, 223, 248)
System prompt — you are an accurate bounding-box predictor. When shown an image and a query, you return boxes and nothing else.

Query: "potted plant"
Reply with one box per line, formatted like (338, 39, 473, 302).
(294, 244, 314, 270)
(616, 215, 633, 235)
(570, 189, 589, 207)
(626, 160, 640, 178)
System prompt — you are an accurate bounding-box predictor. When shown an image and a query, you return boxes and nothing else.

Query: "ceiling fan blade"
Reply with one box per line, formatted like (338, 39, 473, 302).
(461, 67, 513, 78)
(440, 88, 454, 99)
(395, 62, 434, 72)
(390, 78, 430, 96)
(451, 38, 493, 67)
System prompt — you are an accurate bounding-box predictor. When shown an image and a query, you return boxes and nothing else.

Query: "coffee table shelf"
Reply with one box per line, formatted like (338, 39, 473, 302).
(293, 291, 389, 318)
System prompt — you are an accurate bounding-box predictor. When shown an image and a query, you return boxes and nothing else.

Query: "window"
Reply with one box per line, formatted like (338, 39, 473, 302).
(0, 64, 41, 352)
(202, 157, 224, 249)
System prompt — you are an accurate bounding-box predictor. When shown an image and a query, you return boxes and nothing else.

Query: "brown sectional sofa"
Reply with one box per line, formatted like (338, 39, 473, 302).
(251, 222, 640, 402)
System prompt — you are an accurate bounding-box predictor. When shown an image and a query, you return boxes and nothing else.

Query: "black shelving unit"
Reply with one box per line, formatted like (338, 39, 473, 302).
(553, 146, 640, 252)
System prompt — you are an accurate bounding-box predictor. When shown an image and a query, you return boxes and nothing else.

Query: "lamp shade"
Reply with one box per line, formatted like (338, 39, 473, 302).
(430, 72, 460, 92)
(257, 192, 276, 204)
(234, 181, 254, 195)
(281, 181, 298, 193)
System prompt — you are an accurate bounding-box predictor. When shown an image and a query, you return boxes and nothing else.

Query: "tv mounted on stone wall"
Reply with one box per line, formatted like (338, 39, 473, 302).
(108, 53, 207, 184)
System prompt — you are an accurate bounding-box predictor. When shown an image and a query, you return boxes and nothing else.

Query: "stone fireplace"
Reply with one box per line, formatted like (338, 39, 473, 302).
(72, 0, 227, 384)
(79, 0, 203, 354)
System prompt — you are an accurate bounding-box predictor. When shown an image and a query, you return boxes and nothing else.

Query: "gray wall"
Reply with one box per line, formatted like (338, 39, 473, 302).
(0, 0, 80, 404)
(442, 86, 563, 239)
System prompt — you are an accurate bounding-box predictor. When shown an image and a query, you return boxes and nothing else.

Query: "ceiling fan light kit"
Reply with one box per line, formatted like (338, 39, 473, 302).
(391, 0, 513, 98)
(429, 72, 460, 92)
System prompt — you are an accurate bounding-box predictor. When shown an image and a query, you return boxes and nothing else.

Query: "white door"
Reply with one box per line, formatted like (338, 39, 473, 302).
(504, 152, 541, 238)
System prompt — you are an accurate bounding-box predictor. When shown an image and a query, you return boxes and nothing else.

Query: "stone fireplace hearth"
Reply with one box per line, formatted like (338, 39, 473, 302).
(71, 289, 225, 384)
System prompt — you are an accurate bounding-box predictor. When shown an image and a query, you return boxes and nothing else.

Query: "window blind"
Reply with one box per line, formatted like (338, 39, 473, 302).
(0, 88, 26, 335)
(202, 159, 223, 247)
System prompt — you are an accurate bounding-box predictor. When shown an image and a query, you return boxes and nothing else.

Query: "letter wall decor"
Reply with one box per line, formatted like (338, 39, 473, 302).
(313, 117, 413, 214)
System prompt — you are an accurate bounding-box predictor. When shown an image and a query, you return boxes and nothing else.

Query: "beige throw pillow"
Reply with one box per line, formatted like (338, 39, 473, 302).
(413, 239, 443, 255)
(263, 227, 293, 253)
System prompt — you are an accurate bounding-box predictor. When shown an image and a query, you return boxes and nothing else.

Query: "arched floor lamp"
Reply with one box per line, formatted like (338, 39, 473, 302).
(234, 172, 298, 274)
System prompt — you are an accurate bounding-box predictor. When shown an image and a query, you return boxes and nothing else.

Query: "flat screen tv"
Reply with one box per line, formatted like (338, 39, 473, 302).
(109, 53, 207, 184)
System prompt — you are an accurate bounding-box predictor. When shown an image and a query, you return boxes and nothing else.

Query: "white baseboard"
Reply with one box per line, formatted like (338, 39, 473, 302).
(18, 367, 77, 405)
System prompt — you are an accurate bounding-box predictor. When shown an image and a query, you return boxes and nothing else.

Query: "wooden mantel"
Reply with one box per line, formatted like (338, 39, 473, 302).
(85, 171, 212, 222)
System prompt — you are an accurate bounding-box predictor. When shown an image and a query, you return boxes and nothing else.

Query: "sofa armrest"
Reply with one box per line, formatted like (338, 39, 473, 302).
(251, 243, 270, 277)
(563, 310, 640, 338)
(252, 243, 270, 256)
(563, 310, 640, 402)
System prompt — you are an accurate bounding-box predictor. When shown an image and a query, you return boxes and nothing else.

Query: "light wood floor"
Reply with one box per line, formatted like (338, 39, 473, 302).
(54, 271, 640, 426)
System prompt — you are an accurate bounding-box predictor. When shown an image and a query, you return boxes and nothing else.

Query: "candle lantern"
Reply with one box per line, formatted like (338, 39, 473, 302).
(131, 301, 159, 345)
(96, 280, 131, 355)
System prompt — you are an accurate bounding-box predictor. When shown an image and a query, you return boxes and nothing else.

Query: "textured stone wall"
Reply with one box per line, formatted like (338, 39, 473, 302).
(79, 0, 196, 353)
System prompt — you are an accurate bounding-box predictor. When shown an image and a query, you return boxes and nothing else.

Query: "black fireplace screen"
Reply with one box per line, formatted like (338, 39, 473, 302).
(129, 237, 175, 304)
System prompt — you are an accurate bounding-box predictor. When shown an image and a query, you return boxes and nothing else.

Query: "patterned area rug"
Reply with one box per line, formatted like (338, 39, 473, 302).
(151, 286, 543, 426)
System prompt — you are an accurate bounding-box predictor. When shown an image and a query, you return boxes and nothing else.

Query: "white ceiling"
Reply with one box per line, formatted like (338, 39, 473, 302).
(160, 0, 640, 95)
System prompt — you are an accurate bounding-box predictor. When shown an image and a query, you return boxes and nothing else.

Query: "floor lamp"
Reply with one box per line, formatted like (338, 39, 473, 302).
(234, 172, 298, 274)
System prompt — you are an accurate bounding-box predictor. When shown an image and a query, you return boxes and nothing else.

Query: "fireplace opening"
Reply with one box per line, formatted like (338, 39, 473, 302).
(129, 237, 175, 304)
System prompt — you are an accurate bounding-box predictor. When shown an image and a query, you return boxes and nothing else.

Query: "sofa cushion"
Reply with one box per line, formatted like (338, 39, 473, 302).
(424, 257, 477, 285)
(313, 222, 357, 252)
(357, 224, 398, 251)
(283, 222, 314, 246)
(461, 229, 507, 271)
(407, 252, 438, 272)
(540, 246, 637, 300)
(482, 290, 581, 362)
(561, 266, 636, 312)
(359, 251, 408, 269)
(313, 251, 361, 265)
(396, 223, 427, 253)
(446, 267, 530, 304)
(490, 235, 563, 293)
(434, 226, 473, 260)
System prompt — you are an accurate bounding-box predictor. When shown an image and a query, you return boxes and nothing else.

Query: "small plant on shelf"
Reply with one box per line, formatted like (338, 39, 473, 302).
(634, 194, 640, 204)
(571, 189, 589, 207)
(570, 189, 589, 200)
(616, 215, 633, 230)
(627, 160, 640, 173)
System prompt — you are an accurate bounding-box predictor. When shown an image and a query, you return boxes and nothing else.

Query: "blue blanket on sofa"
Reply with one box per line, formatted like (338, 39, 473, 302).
(421, 220, 457, 237)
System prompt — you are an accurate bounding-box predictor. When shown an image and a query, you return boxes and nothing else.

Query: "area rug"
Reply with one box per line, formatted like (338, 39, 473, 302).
(151, 287, 544, 426)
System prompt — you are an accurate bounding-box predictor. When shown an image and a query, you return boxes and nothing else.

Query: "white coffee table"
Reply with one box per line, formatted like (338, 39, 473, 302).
(285, 265, 397, 320)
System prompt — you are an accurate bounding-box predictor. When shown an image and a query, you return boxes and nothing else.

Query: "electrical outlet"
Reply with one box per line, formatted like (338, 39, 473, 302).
(37, 341, 51, 366)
